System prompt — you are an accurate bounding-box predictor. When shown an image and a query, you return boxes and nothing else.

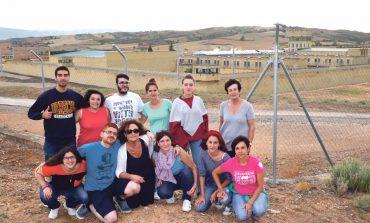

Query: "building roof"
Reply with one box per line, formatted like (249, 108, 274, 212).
(192, 48, 284, 56)
(300, 48, 349, 52)
(53, 50, 110, 58)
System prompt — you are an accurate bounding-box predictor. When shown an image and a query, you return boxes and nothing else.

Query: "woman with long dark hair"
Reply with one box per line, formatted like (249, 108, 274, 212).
(35, 146, 88, 219)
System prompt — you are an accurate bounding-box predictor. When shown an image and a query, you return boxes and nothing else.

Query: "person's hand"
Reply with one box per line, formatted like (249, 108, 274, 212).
(245, 202, 253, 216)
(186, 183, 197, 196)
(194, 195, 205, 207)
(130, 174, 145, 184)
(43, 186, 53, 199)
(210, 190, 218, 203)
(42, 106, 52, 119)
(216, 188, 226, 200)
(157, 179, 162, 187)
(173, 145, 182, 156)
(146, 131, 155, 142)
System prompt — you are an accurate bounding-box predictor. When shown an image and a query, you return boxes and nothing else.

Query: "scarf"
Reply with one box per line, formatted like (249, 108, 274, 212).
(155, 147, 177, 184)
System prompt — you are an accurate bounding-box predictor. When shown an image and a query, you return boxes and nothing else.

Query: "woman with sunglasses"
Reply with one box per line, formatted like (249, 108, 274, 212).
(154, 130, 197, 212)
(75, 89, 110, 147)
(116, 119, 155, 210)
(35, 146, 88, 219)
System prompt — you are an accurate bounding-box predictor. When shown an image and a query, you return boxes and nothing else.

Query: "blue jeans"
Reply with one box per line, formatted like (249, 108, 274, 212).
(232, 192, 268, 221)
(195, 185, 232, 212)
(39, 184, 88, 210)
(157, 166, 194, 201)
(189, 140, 202, 169)
(44, 137, 76, 161)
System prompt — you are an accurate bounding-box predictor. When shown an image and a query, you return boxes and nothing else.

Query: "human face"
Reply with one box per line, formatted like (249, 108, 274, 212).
(55, 70, 70, 88)
(89, 93, 101, 109)
(147, 85, 159, 101)
(182, 79, 195, 97)
(227, 83, 240, 100)
(62, 152, 77, 170)
(125, 124, 140, 142)
(234, 141, 250, 160)
(206, 136, 220, 153)
(117, 77, 130, 94)
(157, 135, 172, 152)
(101, 127, 118, 146)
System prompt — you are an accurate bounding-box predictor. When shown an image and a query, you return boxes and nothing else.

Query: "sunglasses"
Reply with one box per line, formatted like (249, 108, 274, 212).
(126, 128, 140, 134)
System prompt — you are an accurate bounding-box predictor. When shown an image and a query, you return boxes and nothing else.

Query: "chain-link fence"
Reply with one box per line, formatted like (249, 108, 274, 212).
(1, 52, 369, 180)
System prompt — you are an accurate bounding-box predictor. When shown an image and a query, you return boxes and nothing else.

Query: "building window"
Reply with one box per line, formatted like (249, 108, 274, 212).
(307, 58, 310, 62)
(347, 59, 350, 65)
(328, 59, 331, 64)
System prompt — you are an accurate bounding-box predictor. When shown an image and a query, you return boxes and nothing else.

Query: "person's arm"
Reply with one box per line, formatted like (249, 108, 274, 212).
(212, 166, 224, 192)
(34, 164, 52, 199)
(138, 112, 147, 124)
(195, 176, 206, 206)
(245, 172, 264, 215)
(247, 119, 256, 144)
(28, 95, 50, 120)
(75, 109, 82, 123)
(219, 116, 224, 131)
(179, 148, 198, 195)
(118, 171, 145, 184)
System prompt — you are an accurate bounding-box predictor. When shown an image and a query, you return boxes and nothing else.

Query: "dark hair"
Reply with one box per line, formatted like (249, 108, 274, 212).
(82, 89, 105, 108)
(118, 119, 146, 143)
(45, 146, 82, 166)
(115, 73, 129, 84)
(103, 123, 119, 131)
(181, 74, 195, 84)
(145, 78, 158, 92)
(224, 79, 241, 93)
(155, 130, 176, 148)
(231, 135, 250, 154)
(201, 130, 227, 152)
(54, 66, 70, 77)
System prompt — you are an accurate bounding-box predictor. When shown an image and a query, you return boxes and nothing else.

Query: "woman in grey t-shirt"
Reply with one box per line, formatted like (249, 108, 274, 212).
(219, 79, 256, 157)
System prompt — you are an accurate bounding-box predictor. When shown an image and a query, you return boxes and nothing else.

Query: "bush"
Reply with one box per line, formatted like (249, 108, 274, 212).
(330, 159, 370, 194)
(353, 194, 370, 213)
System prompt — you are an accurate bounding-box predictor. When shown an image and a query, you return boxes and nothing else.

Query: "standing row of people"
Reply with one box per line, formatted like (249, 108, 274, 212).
(29, 66, 267, 222)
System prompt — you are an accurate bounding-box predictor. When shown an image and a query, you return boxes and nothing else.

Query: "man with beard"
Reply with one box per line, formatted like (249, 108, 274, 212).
(77, 123, 140, 222)
(28, 66, 83, 160)
(104, 73, 144, 127)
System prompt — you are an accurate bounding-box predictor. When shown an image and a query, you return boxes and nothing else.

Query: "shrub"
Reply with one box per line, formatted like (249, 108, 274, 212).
(330, 159, 370, 194)
(353, 194, 370, 213)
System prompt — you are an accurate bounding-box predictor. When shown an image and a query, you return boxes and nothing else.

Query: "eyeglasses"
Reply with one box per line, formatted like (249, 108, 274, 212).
(104, 130, 118, 136)
(118, 81, 130, 85)
(63, 156, 76, 161)
(126, 128, 139, 134)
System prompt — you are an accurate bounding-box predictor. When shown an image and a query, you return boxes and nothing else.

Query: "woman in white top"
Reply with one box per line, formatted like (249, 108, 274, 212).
(169, 74, 208, 168)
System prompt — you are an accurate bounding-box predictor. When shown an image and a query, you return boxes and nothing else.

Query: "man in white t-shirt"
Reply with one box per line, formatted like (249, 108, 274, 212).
(104, 73, 144, 126)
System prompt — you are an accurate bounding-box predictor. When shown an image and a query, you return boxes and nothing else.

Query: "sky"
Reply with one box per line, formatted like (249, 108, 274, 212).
(1, 0, 369, 33)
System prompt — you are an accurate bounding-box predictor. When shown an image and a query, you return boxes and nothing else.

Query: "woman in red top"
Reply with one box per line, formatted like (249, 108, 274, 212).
(35, 146, 88, 220)
(76, 90, 110, 147)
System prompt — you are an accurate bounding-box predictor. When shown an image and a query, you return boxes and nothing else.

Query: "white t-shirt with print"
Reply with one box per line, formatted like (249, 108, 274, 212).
(104, 92, 144, 126)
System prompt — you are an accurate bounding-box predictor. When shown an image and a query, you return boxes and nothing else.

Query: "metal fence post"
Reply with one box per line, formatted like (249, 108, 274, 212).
(112, 44, 128, 75)
(30, 50, 45, 91)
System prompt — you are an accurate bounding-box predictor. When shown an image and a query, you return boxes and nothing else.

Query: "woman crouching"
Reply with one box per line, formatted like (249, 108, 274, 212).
(34, 146, 88, 219)
(155, 130, 198, 212)
(212, 136, 268, 222)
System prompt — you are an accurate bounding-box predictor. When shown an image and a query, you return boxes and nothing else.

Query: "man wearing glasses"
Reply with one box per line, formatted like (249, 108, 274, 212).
(77, 123, 140, 222)
(104, 73, 144, 127)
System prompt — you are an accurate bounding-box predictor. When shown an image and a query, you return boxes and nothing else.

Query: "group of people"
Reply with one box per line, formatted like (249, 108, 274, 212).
(29, 66, 268, 222)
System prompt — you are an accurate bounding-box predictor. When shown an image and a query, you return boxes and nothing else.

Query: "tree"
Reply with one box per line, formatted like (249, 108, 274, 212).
(169, 41, 175, 51)
(148, 44, 153, 52)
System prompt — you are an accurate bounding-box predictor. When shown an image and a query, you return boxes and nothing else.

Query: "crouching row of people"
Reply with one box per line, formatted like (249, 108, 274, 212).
(35, 121, 268, 222)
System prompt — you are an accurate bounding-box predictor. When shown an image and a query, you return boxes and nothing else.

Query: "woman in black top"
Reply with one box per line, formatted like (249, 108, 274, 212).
(117, 119, 155, 209)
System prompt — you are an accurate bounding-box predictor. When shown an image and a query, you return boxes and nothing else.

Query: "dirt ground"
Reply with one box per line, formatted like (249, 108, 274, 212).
(0, 72, 369, 222)
(0, 134, 369, 223)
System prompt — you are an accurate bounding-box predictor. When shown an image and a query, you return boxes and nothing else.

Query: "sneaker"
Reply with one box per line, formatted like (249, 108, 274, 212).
(182, 199, 191, 212)
(76, 204, 90, 220)
(63, 202, 76, 216)
(154, 191, 160, 200)
(222, 206, 232, 216)
(48, 208, 59, 219)
(114, 198, 132, 214)
(166, 196, 175, 204)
